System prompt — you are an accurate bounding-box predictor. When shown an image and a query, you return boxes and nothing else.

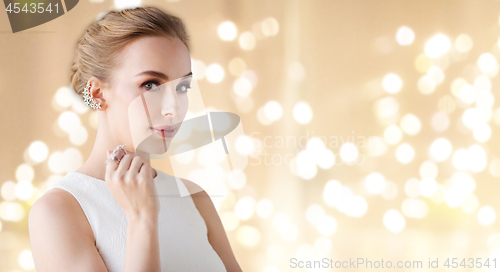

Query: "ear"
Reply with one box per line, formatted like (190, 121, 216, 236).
(86, 76, 108, 110)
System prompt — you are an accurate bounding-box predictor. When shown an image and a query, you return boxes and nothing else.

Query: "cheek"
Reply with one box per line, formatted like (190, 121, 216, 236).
(127, 95, 151, 128)
(125, 97, 152, 147)
(109, 109, 132, 136)
(112, 97, 146, 133)
(180, 95, 189, 117)
(108, 87, 140, 117)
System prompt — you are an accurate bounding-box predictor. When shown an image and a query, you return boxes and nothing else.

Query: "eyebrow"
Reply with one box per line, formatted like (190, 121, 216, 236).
(134, 71, 193, 81)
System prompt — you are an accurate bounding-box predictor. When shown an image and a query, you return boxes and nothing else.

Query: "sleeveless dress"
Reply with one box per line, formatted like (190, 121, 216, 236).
(43, 169, 227, 272)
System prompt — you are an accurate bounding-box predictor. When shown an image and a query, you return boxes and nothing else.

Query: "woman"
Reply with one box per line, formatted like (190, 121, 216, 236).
(28, 6, 242, 272)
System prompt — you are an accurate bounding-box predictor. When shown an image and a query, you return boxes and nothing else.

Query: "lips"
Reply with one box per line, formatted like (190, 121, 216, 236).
(150, 124, 178, 138)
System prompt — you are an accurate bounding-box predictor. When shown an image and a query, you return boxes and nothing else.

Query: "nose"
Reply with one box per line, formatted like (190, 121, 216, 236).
(160, 86, 180, 118)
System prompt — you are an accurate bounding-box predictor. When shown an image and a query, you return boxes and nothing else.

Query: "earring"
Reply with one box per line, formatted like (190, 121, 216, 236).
(82, 83, 102, 110)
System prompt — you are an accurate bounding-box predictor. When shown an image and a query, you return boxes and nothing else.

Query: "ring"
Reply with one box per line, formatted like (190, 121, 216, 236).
(104, 144, 128, 164)
(104, 155, 123, 164)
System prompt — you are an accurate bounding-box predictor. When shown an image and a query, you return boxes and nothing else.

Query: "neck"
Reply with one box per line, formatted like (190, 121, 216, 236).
(75, 113, 155, 181)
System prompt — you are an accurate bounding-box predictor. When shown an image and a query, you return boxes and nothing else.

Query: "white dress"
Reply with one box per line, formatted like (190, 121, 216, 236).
(44, 169, 227, 272)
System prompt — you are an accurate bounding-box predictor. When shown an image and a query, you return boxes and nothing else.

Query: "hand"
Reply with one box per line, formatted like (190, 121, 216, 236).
(104, 146, 160, 222)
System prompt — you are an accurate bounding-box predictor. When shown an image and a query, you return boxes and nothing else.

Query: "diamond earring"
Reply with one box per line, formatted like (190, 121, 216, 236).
(82, 83, 102, 110)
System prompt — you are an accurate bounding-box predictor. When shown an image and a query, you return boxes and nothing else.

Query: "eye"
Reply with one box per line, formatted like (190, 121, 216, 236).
(141, 80, 160, 91)
(176, 82, 191, 93)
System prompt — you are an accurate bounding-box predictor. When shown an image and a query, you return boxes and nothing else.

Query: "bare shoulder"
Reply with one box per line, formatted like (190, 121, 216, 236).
(178, 178, 243, 272)
(29, 188, 107, 271)
(178, 178, 207, 197)
(30, 188, 94, 240)
(178, 178, 215, 217)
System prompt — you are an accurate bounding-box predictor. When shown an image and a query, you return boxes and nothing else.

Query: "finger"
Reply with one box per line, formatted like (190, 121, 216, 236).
(138, 161, 151, 179)
(112, 149, 127, 162)
(106, 156, 118, 180)
(129, 156, 144, 174)
(117, 153, 134, 173)
(105, 150, 119, 179)
(104, 150, 113, 164)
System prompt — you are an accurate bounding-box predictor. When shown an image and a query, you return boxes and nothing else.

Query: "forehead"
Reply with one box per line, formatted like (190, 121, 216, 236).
(117, 36, 191, 79)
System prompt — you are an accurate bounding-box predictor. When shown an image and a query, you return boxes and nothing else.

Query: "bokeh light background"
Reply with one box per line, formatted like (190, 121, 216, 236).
(2, 0, 500, 271)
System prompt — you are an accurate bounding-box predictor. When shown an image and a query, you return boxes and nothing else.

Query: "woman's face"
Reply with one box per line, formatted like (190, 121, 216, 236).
(102, 36, 191, 155)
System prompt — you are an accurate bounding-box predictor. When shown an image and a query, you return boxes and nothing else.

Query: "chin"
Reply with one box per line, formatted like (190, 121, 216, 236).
(135, 136, 173, 157)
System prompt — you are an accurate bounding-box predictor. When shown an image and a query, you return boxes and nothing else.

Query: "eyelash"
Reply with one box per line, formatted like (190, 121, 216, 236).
(141, 80, 191, 92)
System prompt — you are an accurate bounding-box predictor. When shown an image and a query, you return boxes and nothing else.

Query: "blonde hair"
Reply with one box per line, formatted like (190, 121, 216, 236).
(70, 6, 190, 97)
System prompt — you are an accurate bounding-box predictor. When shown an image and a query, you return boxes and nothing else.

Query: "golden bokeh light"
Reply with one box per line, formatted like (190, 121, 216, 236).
(418, 74, 437, 95)
(364, 172, 386, 194)
(383, 209, 405, 233)
(401, 198, 428, 219)
(206, 63, 225, 83)
(382, 73, 403, 94)
(415, 54, 433, 73)
(395, 26, 415, 46)
(431, 111, 450, 132)
(263, 101, 283, 122)
(287, 62, 306, 82)
(419, 160, 438, 179)
(455, 33, 474, 53)
(424, 33, 451, 59)
(260, 17, 280, 37)
(339, 142, 359, 163)
(238, 32, 256, 50)
(477, 206, 496, 226)
(292, 101, 313, 124)
(419, 177, 438, 198)
(477, 52, 499, 76)
(228, 57, 246, 77)
(27, 141, 49, 163)
(428, 137, 452, 162)
(218, 21, 238, 41)
(400, 113, 421, 135)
